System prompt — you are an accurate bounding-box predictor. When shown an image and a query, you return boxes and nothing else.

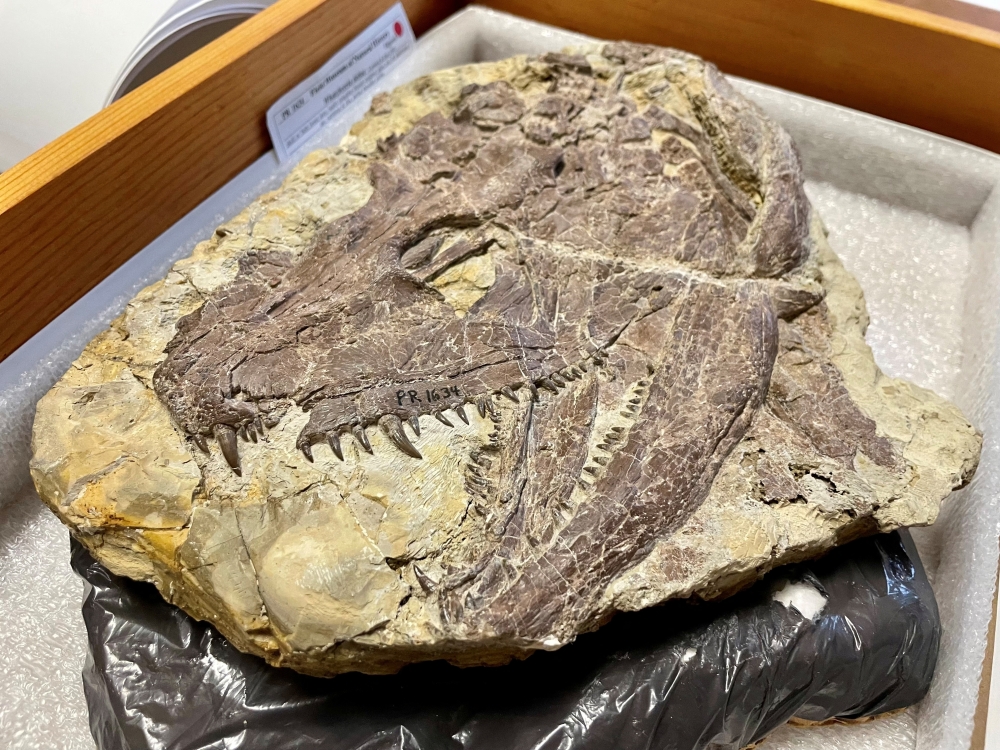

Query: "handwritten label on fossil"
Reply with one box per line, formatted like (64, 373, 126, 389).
(396, 385, 462, 406)
(266, 3, 415, 163)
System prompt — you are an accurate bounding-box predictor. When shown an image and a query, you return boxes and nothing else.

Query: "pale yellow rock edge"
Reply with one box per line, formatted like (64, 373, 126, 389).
(30, 47, 981, 675)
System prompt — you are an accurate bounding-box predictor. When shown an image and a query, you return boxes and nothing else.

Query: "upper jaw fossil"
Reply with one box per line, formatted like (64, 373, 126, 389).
(153, 52, 808, 481)
(31, 42, 980, 676)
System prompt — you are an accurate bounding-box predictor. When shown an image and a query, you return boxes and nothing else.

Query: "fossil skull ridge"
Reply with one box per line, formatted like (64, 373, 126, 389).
(152, 47, 815, 640)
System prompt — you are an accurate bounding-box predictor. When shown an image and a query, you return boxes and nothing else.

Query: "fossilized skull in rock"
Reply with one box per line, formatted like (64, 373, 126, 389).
(31, 43, 981, 677)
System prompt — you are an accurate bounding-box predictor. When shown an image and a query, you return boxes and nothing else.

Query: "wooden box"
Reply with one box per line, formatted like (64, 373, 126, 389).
(2, 0, 998, 746)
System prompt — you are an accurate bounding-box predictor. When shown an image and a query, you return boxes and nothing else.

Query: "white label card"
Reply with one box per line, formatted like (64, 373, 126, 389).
(266, 3, 415, 163)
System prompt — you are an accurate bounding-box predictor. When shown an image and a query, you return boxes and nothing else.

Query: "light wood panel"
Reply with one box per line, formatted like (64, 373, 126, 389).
(972, 573, 999, 750)
(478, 0, 1000, 154)
(890, 0, 1000, 33)
(0, 0, 456, 362)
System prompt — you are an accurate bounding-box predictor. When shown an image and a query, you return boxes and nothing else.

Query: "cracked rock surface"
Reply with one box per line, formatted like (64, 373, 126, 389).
(31, 43, 981, 676)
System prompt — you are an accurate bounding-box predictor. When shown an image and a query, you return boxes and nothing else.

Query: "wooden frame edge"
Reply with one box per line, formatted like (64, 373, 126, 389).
(835, 0, 1000, 41)
(973, 567, 1000, 749)
(885, 0, 1000, 34)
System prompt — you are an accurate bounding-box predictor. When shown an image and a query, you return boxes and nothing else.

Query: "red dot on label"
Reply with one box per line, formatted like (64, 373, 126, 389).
(393, 21, 403, 36)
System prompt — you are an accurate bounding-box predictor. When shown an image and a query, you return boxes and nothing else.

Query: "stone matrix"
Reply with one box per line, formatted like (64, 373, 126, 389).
(32, 43, 980, 676)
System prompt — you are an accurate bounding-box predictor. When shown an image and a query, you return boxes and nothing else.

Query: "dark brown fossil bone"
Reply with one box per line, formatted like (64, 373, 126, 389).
(153, 42, 816, 627)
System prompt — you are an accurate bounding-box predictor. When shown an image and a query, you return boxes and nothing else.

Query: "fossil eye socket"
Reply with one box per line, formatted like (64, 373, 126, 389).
(397, 229, 499, 317)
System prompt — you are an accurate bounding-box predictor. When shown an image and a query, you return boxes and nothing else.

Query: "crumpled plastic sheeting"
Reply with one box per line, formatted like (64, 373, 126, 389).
(76, 530, 938, 750)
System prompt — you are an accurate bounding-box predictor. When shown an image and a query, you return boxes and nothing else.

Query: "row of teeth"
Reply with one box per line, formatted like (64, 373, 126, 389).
(195, 354, 606, 476)
(577, 378, 650, 489)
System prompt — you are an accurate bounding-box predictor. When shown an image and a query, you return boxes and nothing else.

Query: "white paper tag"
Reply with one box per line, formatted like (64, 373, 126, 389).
(266, 3, 415, 162)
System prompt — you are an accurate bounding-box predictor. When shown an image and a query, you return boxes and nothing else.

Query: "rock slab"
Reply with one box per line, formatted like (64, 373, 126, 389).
(31, 43, 981, 676)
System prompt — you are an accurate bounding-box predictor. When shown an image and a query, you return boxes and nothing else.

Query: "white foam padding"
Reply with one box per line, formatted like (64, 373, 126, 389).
(2, 7, 999, 749)
(764, 710, 918, 750)
(0, 485, 92, 748)
(773, 579, 829, 622)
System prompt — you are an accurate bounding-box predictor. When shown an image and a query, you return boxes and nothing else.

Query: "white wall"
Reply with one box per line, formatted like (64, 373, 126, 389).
(0, 0, 175, 170)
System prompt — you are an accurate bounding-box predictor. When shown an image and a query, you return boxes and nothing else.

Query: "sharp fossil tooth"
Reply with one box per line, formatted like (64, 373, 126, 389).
(413, 565, 436, 594)
(455, 404, 470, 424)
(408, 415, 421, 436)
(238, 424, 249, 442)
(302, 441, 315, 462)
(193, 434, 210, 453)
(214, 424, 241, 475)
(561, 369, 577, 381)
(638, 380, 650, 387)
(327, 432, 344, 461)
(248, 426, 258, 443)
(528, 382, 539, 400)
(571, 367, 583, 378)
(597, 443, 613, 452)
(380, 415, 422, 459)
(352, 424, 373, 454)
(583, 466, 599, 475)
(435, 410, 454, 427)
(539, 378, 559, 393)
(611, 426, 624, 433)
(629, 397, 642, 404)
(476, 397, 488, 418)
(550, 373, 567, 387)
(484, 398, 497, 418)
(500, 386, 519, 403)
(594, 456, 609, 466)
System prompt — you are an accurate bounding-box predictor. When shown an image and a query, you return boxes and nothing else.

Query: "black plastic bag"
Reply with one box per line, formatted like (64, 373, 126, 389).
(74, 530, 938, 750)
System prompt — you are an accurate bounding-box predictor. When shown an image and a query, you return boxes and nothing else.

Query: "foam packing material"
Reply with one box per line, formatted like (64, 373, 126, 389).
(2, 6, 999, 749)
